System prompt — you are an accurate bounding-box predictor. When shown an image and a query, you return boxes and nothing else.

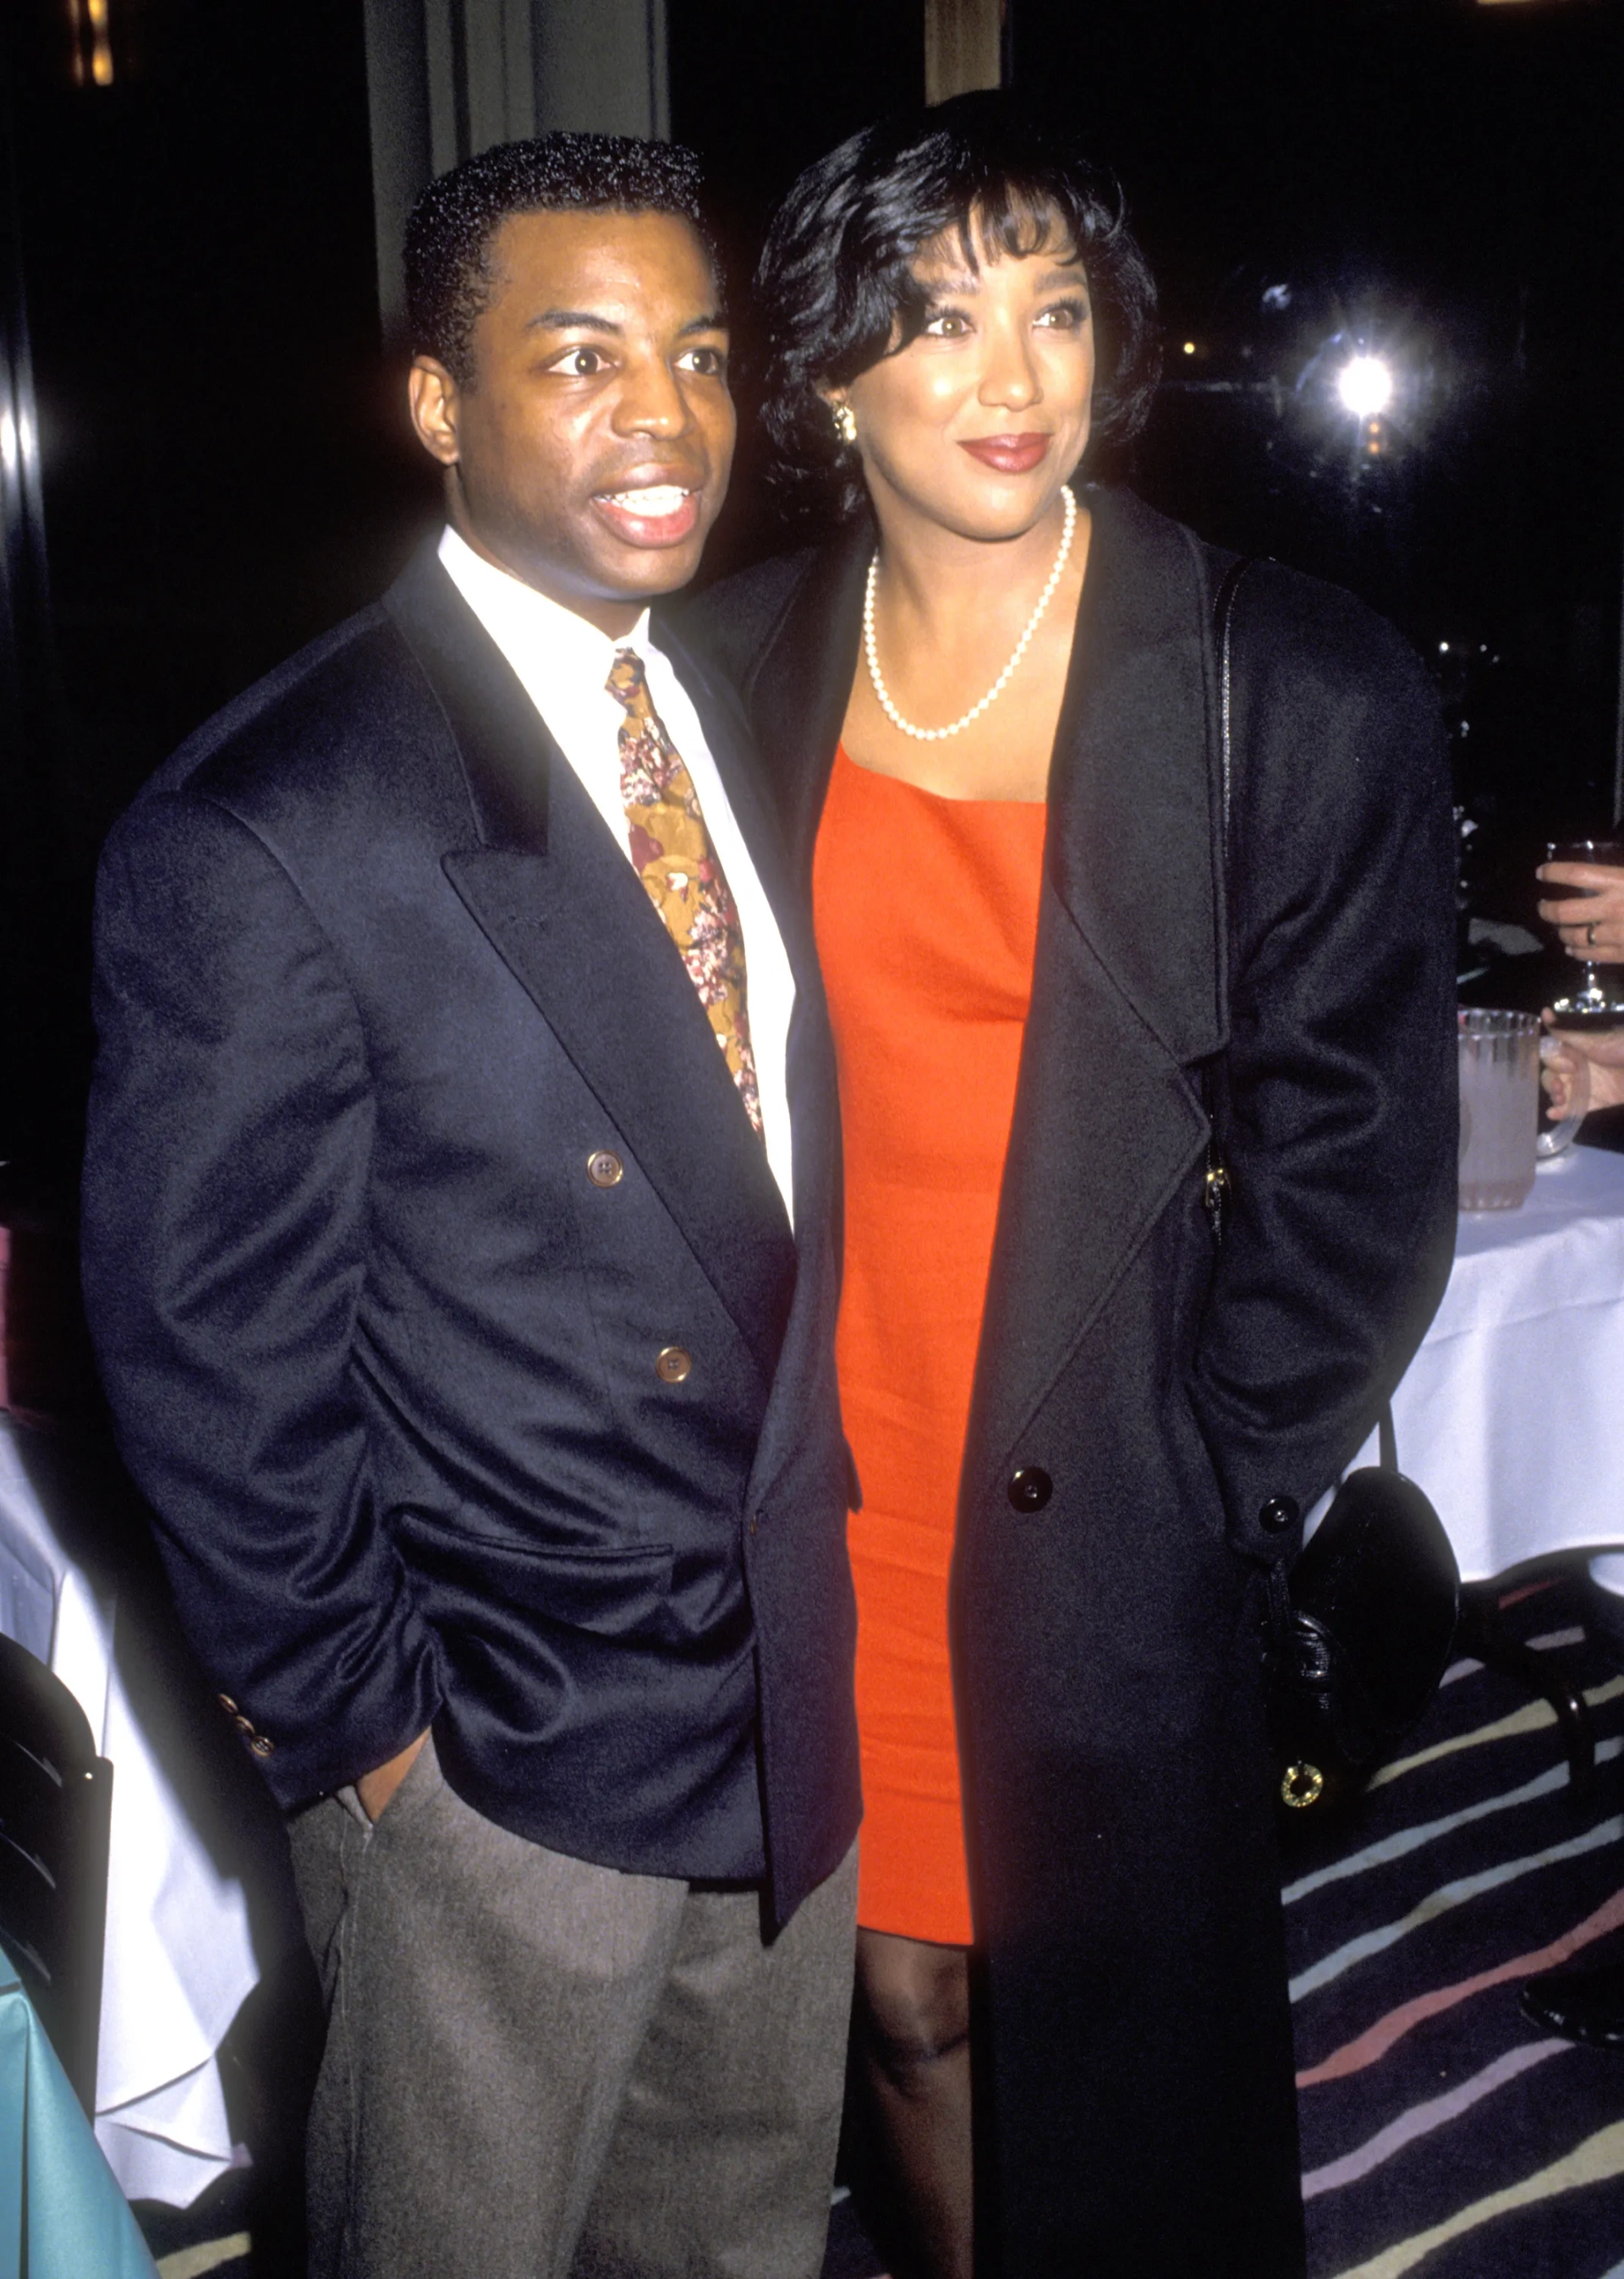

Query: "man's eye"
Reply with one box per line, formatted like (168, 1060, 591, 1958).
(679, 347, 727, 377)
(551, 347, 606, 376)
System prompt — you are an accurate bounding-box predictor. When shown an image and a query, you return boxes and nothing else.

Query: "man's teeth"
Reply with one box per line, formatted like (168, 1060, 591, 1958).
(604, 486, 691, 514)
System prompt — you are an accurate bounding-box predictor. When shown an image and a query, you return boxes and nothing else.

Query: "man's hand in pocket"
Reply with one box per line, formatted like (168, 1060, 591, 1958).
(355, 1730, 430, 1821)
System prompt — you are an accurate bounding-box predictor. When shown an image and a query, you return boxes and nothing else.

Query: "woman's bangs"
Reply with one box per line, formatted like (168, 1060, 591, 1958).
(952, 184, 1082, 273)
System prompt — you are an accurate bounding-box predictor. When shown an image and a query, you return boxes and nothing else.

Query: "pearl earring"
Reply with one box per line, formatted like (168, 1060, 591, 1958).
(832, 402, 858, 447)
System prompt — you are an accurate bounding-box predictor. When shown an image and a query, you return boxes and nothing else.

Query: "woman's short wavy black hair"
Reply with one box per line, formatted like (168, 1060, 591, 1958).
(405, 133, 719, 387)
(756, 93, 1160, 519)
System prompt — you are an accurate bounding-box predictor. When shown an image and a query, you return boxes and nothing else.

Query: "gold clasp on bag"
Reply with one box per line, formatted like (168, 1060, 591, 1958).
(1281, 1762, 1325, 1809)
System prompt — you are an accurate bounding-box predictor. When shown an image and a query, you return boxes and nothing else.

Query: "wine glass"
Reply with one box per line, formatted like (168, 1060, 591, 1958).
(1543, 839, 1624, 1030)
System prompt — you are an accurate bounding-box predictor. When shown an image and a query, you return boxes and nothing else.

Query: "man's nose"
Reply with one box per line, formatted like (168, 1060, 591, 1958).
(614, 356, 691, 437)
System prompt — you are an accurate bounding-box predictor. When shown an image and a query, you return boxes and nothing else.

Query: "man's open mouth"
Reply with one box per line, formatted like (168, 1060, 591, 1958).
(590, 485, 702, 546)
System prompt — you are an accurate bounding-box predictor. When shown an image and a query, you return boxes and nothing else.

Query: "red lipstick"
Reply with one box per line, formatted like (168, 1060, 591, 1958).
(958, 434, 1051, 475)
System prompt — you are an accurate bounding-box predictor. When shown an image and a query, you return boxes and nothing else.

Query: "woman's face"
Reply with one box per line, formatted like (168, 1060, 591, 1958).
(832, 216, 1095, 544)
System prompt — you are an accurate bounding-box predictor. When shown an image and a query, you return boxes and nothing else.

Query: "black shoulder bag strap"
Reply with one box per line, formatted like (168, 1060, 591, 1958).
(1201, 556, 1255, 1246)
(1206, 556, 1458, 1807)
(1205, 551, 1391, 1442)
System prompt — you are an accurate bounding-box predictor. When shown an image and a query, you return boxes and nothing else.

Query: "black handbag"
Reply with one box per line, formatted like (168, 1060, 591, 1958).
(1262, 1413, 1461, 1809)
(1208, 560, 1461, 1813)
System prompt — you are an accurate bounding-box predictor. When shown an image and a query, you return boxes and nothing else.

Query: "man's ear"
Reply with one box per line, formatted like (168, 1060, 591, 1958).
(409, 356, 462, 467)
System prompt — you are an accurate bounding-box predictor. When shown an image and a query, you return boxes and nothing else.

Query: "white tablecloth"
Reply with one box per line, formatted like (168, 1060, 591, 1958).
(0, 1420, 261, 2208)
(1346, 1145, 1624, 1581)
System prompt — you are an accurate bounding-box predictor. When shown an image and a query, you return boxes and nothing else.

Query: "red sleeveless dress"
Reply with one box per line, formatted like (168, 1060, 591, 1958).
(813, 745, 1046, 1945)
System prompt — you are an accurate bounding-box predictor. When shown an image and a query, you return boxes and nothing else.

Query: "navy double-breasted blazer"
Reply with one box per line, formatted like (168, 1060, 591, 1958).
(80, 546, 860, 1926)
(687, 486, 1458, 2274)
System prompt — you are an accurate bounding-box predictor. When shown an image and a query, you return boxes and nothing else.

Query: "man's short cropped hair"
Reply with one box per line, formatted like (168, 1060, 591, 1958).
(405, 133, 720, 386)
(755, 93, 1160, 521)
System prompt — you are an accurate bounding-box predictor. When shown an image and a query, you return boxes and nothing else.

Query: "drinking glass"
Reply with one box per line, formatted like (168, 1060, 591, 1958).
(1457, 1008, 1585, 1211)
(1544, 839, 1624, 1030)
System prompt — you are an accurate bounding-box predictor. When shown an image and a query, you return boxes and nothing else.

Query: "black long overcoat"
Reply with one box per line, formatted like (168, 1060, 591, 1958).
(689, 486, 1459, 2277)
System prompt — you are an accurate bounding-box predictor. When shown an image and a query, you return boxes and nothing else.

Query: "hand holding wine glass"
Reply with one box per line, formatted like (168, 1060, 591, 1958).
(1538, 841, 1624, 1029)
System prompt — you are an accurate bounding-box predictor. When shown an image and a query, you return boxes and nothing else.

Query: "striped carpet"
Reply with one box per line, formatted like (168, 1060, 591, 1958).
(137, 1585, 1624, 2279)
(826, 1579, 1624, 2277)
(1289, 1579, 1624, 2278)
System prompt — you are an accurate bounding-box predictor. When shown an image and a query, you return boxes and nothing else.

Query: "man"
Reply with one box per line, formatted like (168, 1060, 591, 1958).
(80, 135, 860, 2279)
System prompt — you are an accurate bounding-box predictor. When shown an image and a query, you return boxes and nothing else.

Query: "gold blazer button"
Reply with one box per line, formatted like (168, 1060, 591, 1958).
(656, 1345, 693, 1385)
(586, 1150, 624, 1188)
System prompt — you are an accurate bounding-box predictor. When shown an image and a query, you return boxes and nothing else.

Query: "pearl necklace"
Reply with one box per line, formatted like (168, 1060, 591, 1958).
(864, 484, 1078, 743)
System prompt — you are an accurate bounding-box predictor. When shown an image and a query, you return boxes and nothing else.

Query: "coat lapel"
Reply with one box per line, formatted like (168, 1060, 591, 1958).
(741, 527, 870, 885)
(387, 548, 798, 1382)
(720, 491, 1230, 1487)
(1043, 487, 1226, 1065)
(747, 497, 1222, 1035)
(962, 489, 1228, 1499)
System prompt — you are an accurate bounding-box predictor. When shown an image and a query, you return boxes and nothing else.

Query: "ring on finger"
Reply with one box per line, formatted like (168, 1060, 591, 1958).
(1588, 920, 1599, 947)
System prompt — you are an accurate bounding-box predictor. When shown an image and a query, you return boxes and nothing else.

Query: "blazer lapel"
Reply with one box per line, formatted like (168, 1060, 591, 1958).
(651, 612, 808, 977)
(652, 607, 847, 1293)
(387, 549, 798, 1381)
(963, 488, 1226, 1498)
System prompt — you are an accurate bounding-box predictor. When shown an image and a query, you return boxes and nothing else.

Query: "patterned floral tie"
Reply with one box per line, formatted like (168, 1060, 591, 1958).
(606, 648, 763, 1137)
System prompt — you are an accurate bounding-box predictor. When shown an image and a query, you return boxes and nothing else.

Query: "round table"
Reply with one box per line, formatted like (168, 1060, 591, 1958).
(0, 1418, 260, 2209)
(1346, 1143, 1624, 1582)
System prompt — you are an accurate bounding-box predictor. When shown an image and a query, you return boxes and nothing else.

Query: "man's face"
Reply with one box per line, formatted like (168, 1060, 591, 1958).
(409, 207, 734, 634)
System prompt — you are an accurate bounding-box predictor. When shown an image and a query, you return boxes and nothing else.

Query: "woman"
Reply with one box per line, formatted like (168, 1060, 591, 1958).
(1539, 854, 1624, 1121)
(1539, 850, 1624, 1124)
(691, 96, 1457, 2278)
(1538, 859, 1624, 1690)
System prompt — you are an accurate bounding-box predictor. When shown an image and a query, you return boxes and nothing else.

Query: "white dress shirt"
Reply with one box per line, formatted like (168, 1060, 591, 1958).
(437, 525, 796, 1222)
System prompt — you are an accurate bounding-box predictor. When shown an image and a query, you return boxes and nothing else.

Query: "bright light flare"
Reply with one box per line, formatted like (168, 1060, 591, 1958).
(1336, 354, 1393, 419)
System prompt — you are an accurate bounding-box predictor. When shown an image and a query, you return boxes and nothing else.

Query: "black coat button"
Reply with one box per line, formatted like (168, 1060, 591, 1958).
(1008, 1466, 1053, 1513)
(1259, 1494, 1300, 1534)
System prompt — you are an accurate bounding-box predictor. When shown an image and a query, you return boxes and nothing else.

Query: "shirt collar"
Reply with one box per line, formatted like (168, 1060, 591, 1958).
(437, 524, 653, 683)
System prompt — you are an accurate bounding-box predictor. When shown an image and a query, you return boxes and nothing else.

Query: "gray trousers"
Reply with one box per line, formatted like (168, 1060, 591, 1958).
(288, 1737, 858, 2279)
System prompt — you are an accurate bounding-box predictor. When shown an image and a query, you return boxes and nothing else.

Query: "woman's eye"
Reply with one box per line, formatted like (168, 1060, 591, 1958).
(1037, 300, 1089, 332)
(923, 310, 971, 338)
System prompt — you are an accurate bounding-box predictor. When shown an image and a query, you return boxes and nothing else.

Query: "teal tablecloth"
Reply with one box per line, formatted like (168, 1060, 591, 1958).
(0, 1952, 156, 2278)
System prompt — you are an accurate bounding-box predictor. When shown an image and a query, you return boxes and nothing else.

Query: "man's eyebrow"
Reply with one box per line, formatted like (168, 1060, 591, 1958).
(525, 309, 624, 334)
(521, 309, 727, 338)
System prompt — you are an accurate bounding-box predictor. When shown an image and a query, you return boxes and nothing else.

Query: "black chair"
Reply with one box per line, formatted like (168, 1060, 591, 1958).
(0, 1629, 112, 2112)
(1457, 1578, 1597, 1802)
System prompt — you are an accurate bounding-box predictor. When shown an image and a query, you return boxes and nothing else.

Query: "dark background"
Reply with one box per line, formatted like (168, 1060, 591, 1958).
(3, 0, 1621, 1172)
